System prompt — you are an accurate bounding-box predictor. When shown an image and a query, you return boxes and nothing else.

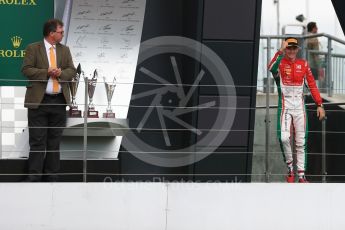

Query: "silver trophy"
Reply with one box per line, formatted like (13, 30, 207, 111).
(68, 63, 82, 117)
(87, 69, 99, 118)
(103, 76, 116, 118)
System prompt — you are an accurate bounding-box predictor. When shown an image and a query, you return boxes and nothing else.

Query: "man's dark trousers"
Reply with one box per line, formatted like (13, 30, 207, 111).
(27, 93, 66, 182)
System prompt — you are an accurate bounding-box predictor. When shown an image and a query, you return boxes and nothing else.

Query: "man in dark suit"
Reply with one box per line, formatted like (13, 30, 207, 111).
(21, 19, 76, 182)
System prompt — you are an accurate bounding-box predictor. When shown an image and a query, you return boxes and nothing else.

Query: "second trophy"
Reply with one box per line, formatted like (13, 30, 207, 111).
(103, 76, 117, 118)
(69, 63, 82, 117)
(86, 69, 99, 118)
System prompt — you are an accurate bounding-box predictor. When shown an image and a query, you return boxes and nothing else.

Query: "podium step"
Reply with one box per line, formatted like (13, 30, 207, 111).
(0, 159, 120, 182)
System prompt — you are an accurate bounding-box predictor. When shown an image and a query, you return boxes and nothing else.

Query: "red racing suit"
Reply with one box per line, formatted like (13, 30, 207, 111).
(268, 50, 322, 173)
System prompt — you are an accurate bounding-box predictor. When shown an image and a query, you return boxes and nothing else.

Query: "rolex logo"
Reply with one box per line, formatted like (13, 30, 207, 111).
(11, 36, 22, 49)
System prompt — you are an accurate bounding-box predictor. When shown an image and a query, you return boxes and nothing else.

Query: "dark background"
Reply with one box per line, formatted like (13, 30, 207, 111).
(119, 0, 262, 182)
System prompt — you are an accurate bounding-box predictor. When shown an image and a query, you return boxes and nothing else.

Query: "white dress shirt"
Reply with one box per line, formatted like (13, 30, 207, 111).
(44, 39, 62, 94)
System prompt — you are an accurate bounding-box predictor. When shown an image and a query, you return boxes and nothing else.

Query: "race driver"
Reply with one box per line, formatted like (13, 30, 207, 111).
(268, 37, 326, 183)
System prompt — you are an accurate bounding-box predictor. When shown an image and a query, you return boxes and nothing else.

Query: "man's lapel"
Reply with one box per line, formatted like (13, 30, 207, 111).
(56, 43, 62, 68)
(38, 41, 49, 68)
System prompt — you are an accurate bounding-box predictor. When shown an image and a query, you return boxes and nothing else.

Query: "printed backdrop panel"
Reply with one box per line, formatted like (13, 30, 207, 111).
(65, 0, 146, 119)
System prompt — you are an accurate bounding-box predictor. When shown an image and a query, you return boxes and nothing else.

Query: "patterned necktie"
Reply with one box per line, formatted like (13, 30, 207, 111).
(49, 46, 59, 93)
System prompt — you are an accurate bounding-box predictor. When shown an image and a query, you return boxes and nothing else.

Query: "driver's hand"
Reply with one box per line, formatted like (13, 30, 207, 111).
(279, 40, 288, 52)
(317, 106, 326, 121)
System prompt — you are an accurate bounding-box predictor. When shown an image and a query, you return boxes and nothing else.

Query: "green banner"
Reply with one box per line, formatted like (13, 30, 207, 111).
(0, 0, 54, 86)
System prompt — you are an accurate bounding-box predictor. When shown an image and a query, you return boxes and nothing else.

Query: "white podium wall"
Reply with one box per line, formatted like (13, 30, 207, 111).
(0, 183, 345, 230)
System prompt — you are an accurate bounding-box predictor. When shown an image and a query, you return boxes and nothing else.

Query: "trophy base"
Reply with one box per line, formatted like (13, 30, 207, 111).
(103, 112, 115, 118)
(86, 110, 99, 118)
(69, 109, 82, 118)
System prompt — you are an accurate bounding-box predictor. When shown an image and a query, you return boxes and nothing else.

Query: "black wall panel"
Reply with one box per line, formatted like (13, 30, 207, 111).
(140, 0, 183, 40)
(199, 41, 254, 96)
(197, 96, 250, 147)
(121, 0, 262, 182)
(203, 0, 257, 40)
(141, 0, 201, 40)
(123, 131, 195, 152)
(130, 52, 198, 129)
(120, 146, 194, 182)
(193, 148, 248, 182)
